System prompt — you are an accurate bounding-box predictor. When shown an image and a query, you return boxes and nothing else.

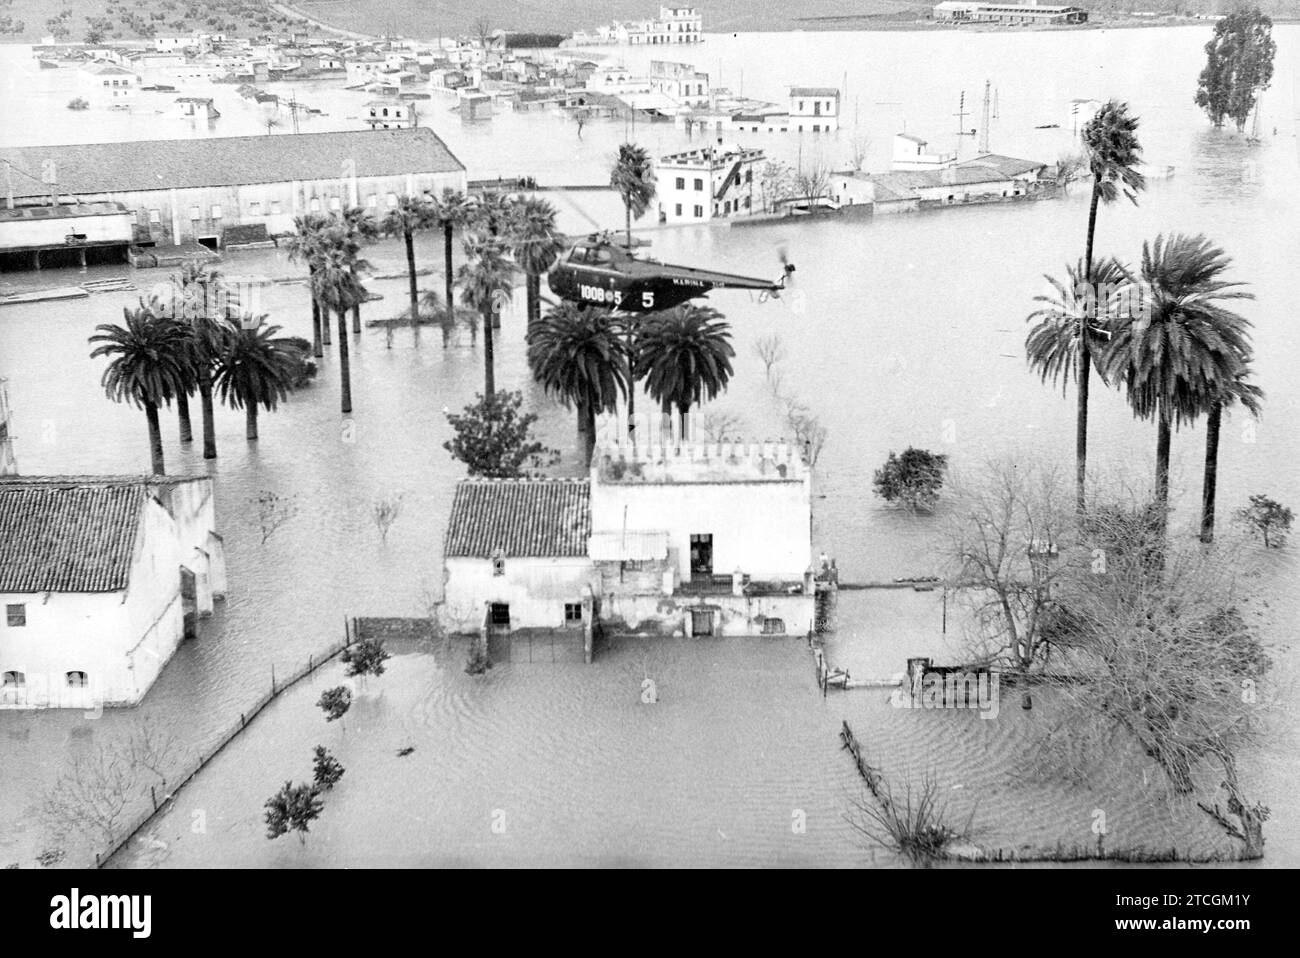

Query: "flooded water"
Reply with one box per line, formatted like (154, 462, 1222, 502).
(1, 25, 1299, 867)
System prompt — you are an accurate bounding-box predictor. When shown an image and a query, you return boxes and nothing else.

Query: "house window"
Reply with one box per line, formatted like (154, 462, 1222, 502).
(675, 203, 682, 216)
(564, 602, 583, 624)
(210, 204, 222, 219)
(148, 208, 161, 223)
(492, 556, 506, 576)
(269, 200, 282, 215)
(693, 205, 703, 218)
(309, 197, 321, 212)
(762, 617, 786, 635)
(189, 206, 201, 220)
(65, 671, 88, 688)
(745, 169, 752, 184)
(248, 201, 261, 215)
(6, 604, 26, 627)
(675, 176, 685, 190)
(812, 125, 820, 133)
(693, 178, 703, 191)
(1, 671, 24, 687)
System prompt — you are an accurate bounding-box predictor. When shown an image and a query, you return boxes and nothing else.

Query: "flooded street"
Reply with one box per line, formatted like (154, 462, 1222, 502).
(1, 24, 1298, 867)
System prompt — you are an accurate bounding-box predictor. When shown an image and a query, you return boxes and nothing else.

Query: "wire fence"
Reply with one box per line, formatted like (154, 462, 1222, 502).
(91, 618, 357, 868)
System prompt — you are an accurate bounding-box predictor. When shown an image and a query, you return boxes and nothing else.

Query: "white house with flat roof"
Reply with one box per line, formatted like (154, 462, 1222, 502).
(934, 2, 1089, 24)
(789, 87, 840, 132)
(892, 132, 957, 171)
(656, 140, 765, 223)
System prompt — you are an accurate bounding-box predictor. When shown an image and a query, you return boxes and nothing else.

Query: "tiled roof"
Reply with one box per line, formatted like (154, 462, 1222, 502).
(0, 128, 465, 200)
(444, 479, 590, 558)
(0, 477, 150, 593)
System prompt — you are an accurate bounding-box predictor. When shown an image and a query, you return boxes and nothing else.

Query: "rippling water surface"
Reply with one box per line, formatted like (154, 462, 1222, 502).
(1, 25, 1298, 867)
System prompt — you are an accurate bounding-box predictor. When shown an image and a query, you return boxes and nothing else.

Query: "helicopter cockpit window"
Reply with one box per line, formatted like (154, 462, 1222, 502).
(590, 247, 613, 266)
(571, 246, 592, 263)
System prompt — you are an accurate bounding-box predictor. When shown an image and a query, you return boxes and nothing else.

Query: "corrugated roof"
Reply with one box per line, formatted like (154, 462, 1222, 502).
(444, 479, 590, 558)
(0, 479, 147, 593)
(0, 128, 465, 200)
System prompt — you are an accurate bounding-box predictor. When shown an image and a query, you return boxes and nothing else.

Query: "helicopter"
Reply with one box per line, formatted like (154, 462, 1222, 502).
(547, 231, 795, 314)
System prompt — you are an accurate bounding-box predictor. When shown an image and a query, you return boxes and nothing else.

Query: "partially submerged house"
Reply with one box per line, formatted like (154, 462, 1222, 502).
(0, 475, 227, 708)
(439, 436, 816, 649)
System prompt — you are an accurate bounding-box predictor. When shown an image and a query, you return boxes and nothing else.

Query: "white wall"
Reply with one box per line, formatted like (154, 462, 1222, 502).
(442, 556, 597, 634)
(591, 479, 812, 582)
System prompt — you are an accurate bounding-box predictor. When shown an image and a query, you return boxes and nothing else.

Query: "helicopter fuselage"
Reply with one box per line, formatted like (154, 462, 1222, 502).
(547, 239, 789, 314)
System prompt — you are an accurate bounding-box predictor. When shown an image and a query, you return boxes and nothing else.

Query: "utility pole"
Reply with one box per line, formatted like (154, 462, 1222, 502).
(979, 79, 991, 154)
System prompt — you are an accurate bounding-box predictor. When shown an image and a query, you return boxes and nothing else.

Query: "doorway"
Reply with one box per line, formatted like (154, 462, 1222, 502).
(196, 235, 219, 251)
(690, 609, 714, 637)
(689, 533, 713, 579)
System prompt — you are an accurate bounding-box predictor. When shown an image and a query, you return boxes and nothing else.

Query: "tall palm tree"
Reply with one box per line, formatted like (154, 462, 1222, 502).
(457, 233, 517, 395)
(1102, 234, 1254, 528)
(338, 205, 380, 334)
(1075, 100, 1146, 510)
(512, 196, 568, 335)
(383, 194, 436, 346)
(89, 304, 190, 475)
(159, 263, 235, 460)
(311, 227, 369, 414)
(1026, 256, 1131, 489)
(527, 302, 628, 465)
(284, 213, 332, 357)
(610, 142, 655, 247)
(1200, 366, 1263, 542)
(212, 315, 299, 441)
(634, 305, 734, 424)
(432, 188, 474, 345)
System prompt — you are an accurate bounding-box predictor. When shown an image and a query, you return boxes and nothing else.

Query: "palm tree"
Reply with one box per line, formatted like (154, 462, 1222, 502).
(611, 143, 655, 247)
(159, 263, 234, 460)
(457, 233, 517, 395)
(1026, 256, 1131, 490)
(512, 196, 568, 334)
(338, 205, 380, 334)
(431, 189, 474, 345)
(1102, 234, 1254, 528)
(383, 194, 436, 346)
(311, 227, 369, 414)
(212, 315, 299, 441)
(89, 304, 190, 475)
(634, 305, 734, 425)
(527, 302, 628, 465)
(1075, 100, 1146, 510)
(1200, 366, 1263, 542)
(284, 213, 332, 357)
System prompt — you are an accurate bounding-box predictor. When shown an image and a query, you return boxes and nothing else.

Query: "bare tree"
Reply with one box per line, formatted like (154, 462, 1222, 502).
(785, 398, 828, 467)
(753, 333, 788, 378)
(700, 410, 744, 443)
(848, 130, 872, 171)
(372, 493, 405, 545)
(942, 460, 1077, 671)
(41, 715, 181, 851)
(252, 490, 300, 545)
(795, 155, 831, 205)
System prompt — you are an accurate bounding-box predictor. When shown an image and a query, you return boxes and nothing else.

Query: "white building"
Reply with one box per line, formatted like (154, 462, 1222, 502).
(656, 141, 765, 223)
(0, 475, 227, 709)
(363, 98, 415, 129)
(439, 434, 817, 644)
(933, 2, 1088, 23)
(77, 62, 142, 109)
(578, 6, 703, 45)
(891, 132, 957, 171)
(789, 87, 840, 132)
(649, 60, 709, 106)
